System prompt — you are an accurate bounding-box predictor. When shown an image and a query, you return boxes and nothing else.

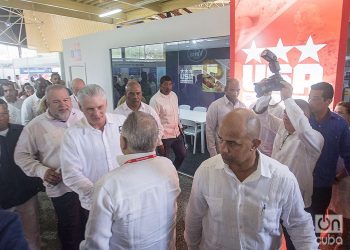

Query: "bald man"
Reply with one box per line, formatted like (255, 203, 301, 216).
(70, 78, 86, 109)
(185, 109, 317, 249)
(114, 80, 164, 150)
(206, 78, 246, 157)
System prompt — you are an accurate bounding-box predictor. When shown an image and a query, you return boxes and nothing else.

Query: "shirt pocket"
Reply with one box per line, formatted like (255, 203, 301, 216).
(204, 196, 223, 222)
(259, 206, 281, 236)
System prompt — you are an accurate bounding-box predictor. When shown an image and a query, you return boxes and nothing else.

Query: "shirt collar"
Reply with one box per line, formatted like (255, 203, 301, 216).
(219, 151, 271, 182)
(223, 95, 240, 107)
(158, 90, 171, 98)
(116, 151, 157, 166)
(122, 102, 145, 112)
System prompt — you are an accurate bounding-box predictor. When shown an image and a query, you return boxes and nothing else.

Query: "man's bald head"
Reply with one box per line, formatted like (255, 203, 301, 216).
(222, 108, 261, 140)
(125, 79, 142, 110)
(219, 108, 261, 176)
(71, 78, 86, 96)
(224, 78, 240, 104)
(125, 79, 141, 92)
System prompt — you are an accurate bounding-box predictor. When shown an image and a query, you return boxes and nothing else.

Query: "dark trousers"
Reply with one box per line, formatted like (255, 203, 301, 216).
(51, 192, 89, 250)
(310, 186, 333, 238)
(162, 135, 186, 169)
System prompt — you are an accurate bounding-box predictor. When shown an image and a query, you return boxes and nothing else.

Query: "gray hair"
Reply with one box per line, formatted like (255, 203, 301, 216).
(45, 84, 69, 98)
(71, 78, 85, 91)
(122, 111, 158, 152)
(125, 79, 141, 92)
(77, 84, 106, 105)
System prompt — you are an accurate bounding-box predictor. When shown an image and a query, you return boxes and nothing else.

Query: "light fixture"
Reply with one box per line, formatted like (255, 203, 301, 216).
(99, 9, 122, 18)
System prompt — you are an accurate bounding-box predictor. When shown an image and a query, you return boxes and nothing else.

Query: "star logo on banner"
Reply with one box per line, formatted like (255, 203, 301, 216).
(242, 41, 265, 63)
(267, 39, 293, 63)
(295, 36, 326, 62)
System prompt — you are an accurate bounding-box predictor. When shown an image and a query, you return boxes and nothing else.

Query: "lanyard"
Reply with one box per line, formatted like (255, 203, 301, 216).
(123, 154, 157, 165)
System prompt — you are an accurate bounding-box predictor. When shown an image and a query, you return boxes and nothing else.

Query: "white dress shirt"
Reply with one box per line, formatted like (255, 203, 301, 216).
(184, 153, 318, 250)
(206, 95, 246, 157)
(250, 97, 284, 156)
(80, 153, 180, 250)
(257, 98, 324, 207)
(2, 98, 23, 125)
(114, 102, 164, 145)
(70, 94, 80, 110)
(149, 91, 180, 139)
(61, 113, 125, 210)
(21, 93, 41, 125)
(14, 109, 84, 198)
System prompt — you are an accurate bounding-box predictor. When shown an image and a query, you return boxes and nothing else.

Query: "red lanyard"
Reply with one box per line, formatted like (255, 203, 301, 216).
(123, 154, 157, 165)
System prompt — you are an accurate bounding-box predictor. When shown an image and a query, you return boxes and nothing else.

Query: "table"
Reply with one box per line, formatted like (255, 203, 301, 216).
(179, 109, 206, 153)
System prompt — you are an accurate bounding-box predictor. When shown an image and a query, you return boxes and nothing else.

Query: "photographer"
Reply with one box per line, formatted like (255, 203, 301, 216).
(254, 82, 324, 249)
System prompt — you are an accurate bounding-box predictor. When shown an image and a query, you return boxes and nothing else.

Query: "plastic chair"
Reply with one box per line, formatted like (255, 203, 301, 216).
(181, 119, 202, 154)
(193, 106, 207, 112)
(179, 105, 191, 110)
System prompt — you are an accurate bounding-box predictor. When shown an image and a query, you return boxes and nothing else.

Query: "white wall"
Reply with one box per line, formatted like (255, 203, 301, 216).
(63, 6, 230, 111)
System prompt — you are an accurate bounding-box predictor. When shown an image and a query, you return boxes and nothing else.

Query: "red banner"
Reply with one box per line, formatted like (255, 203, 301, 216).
(231, 0, 350, 107)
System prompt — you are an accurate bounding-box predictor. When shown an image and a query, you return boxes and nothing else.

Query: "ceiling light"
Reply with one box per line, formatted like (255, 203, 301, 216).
(99, 9, 122, 18)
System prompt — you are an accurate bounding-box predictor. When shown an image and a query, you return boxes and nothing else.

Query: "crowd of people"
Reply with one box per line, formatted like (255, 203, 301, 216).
(0, 72, 349, 250)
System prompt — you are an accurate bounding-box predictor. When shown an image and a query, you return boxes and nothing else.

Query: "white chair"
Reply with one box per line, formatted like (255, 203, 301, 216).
(179, 105, 191, 110)
(181, 119, 202, 154)
(193, 106, 207, 112)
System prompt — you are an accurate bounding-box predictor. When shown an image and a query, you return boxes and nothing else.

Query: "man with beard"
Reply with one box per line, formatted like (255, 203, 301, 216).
(15, 85, 85, 250)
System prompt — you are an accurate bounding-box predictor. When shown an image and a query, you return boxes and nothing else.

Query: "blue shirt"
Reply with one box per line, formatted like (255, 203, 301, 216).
(309, 110, 350, 187)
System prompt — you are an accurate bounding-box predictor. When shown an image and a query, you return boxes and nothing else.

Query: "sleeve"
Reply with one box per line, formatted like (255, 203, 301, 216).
(280, 177, 318, 249)
(149, 106, 164, 146)
(205, 103, 218, 157)
(79, 184, 113, 250)
(284, 98, 324, 156)
(21, 100, 33, 126)
(338, 124, 350, 174)
(184, 167, 208, 249)
(60, 130, 94, 210)
(254, 99, 282, 135)
(14, 127, 49, 180)
(149, 97, 160, 114)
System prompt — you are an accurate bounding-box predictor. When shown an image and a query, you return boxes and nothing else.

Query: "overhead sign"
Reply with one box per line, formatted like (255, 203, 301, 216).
(231, 0, 350, 106)
(20, 67, 52, 74)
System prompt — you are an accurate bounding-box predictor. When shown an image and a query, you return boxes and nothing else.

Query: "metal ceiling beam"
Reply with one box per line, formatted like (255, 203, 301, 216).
(0, 0, 127, 23)
(117, 0, 202, 24)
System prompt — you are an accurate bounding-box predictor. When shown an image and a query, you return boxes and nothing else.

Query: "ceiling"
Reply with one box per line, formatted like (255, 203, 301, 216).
(0, 0, 229, 25)
(0, 0, 229, 52)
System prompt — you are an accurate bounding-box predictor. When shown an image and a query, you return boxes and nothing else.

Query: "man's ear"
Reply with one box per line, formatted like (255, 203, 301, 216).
(326, 98, 332, 106)
(252, 139, 261, 150)
(120, 136, 128, 151)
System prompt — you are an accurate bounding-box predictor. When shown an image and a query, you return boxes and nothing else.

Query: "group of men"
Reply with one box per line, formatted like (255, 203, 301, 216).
(1, 72, 350, 250)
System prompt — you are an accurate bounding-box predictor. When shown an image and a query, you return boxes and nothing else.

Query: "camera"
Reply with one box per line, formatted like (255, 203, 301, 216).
(254, 49, 285, 97)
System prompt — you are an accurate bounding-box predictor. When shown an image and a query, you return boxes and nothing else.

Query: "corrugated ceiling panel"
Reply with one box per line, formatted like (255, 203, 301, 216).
(24, 10, 114, 52)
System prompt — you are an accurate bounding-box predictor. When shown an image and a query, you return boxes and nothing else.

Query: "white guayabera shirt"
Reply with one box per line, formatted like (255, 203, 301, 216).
(184, 153, 318, 250)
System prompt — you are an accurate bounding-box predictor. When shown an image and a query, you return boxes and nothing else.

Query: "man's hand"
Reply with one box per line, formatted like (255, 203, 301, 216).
(280, 81, 293, 100)
(157, 145, 166, 156)
(44, 168, 62, 186)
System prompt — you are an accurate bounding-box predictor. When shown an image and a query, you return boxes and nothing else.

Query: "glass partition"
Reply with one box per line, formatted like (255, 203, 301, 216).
(110, 36, 230, 109)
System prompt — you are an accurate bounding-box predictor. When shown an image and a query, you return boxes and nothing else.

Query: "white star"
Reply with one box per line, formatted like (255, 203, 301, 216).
(267, 39, 293, 63)
(296, 36, 326, 62)
(242, 41, 264, 63)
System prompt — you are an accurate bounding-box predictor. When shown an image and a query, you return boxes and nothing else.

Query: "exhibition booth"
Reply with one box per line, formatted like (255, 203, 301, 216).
(63, 2, 350, 111)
